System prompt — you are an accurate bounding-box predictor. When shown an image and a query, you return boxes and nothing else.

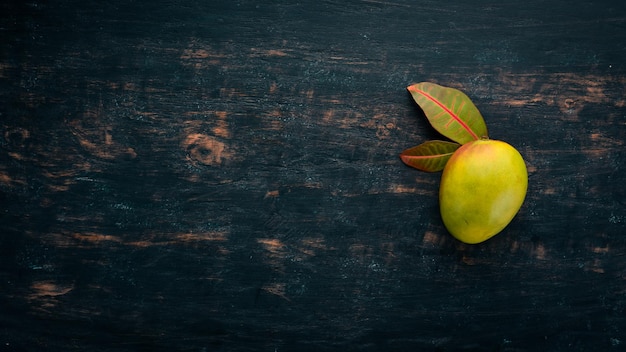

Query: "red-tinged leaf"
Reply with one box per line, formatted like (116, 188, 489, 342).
(400, 140, 461, 172)
(407, 82, 488, 144)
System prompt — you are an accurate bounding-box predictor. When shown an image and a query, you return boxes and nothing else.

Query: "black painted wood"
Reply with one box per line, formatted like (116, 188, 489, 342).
(1, 0, 625, 351)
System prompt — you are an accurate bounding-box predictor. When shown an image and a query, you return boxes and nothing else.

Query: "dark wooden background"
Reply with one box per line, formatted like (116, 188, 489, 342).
(1, 0, 625, 351)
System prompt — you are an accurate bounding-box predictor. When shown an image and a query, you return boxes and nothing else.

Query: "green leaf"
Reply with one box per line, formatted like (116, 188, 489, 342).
(400, 140, 461, 172)
(407, 82, 488, 144)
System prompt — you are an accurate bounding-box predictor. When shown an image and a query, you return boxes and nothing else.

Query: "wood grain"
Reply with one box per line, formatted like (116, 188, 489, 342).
(1, 0, 625, 351)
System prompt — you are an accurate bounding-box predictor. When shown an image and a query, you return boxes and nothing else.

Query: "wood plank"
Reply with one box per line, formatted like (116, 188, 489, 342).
(1, 0, 625, 350)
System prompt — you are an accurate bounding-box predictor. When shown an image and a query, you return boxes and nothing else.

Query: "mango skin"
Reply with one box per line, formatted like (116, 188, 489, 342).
(439, 139, 528, 244)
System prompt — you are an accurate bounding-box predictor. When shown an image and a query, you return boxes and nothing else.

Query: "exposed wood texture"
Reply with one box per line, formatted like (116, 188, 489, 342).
(1, 0, 625, 351)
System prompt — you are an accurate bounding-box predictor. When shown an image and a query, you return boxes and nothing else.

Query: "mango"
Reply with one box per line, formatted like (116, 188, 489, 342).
(439, 139, 528, 244)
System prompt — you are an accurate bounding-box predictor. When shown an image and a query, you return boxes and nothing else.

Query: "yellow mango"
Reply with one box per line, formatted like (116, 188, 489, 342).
(439, 139, 528, 244)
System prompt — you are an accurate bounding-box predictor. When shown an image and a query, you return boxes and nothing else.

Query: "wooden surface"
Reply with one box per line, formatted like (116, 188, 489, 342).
(1, 0, 626, 351)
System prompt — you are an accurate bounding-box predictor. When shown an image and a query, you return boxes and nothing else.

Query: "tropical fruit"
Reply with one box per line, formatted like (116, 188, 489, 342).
(439, 139, 528, 244)
(401, 82, 529, 244)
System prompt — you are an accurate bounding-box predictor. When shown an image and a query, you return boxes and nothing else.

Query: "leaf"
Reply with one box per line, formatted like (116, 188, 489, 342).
(400, 140, 461, 172)
(407, 82, 488, 144)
